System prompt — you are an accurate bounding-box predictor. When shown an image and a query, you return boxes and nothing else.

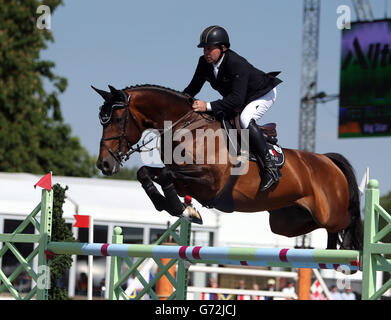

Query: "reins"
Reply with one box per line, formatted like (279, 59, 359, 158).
(120, 109, 197, 164)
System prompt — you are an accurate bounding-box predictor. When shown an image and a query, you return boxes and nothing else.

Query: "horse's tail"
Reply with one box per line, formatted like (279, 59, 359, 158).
(324, 153, 364, 250)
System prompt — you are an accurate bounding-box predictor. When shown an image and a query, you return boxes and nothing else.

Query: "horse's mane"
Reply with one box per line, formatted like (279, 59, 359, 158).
(123, 84, 194, 103)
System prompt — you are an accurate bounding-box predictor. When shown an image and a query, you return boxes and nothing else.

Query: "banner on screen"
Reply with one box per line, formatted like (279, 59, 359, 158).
(339, 19, 391, 138)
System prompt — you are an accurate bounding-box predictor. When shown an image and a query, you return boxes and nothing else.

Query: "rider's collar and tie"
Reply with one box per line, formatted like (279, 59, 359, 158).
(213, 53, 225, 78)
(206, 53, 226, 112)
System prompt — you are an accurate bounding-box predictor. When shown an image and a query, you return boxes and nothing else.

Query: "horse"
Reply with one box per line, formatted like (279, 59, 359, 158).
(93, 84, 363, 251)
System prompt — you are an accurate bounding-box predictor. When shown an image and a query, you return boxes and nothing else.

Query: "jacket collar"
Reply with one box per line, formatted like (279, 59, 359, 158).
(214, 49, 230, 80)
(213, 53, 225, 69)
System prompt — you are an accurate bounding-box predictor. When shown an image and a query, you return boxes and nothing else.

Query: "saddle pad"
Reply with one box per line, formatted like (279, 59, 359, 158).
(221, 118, 285, 168)
(248, 143, 285, 168)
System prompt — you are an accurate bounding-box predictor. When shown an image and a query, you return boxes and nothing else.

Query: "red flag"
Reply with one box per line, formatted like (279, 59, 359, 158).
(73, 215, 90, 228)
(34, 172, 52, 191)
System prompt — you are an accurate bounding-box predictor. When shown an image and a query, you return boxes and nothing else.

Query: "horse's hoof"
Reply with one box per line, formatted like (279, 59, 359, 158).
(180, 206, 203, 225)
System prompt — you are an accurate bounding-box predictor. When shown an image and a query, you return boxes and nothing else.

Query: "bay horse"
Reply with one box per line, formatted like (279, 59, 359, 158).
(93, 84, 363, 250)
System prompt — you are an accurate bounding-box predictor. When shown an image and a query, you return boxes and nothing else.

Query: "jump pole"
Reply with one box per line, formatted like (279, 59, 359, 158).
(47, 243, 361, 271)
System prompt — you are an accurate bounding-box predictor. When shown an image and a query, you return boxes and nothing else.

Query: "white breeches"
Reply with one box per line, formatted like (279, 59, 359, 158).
(239, 87, 277, 128)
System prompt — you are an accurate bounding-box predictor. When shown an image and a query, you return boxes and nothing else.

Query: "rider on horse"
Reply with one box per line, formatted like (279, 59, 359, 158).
(183, 25, 283, 191)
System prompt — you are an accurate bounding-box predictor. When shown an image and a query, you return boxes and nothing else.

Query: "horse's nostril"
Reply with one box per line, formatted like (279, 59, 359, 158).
(97, 158, 113, 175)
(103, 160, 110, 169)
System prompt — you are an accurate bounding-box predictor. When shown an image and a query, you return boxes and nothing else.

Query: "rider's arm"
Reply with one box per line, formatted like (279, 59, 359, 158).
(183, 57, 206, 97)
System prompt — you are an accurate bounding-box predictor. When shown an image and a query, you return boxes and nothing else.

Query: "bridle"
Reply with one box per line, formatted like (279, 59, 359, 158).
(99, 93, 142, 165)
(99, 92, 198, 166)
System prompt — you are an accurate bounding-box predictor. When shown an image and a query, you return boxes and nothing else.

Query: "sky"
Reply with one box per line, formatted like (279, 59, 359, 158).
(41, 0, 391, 196)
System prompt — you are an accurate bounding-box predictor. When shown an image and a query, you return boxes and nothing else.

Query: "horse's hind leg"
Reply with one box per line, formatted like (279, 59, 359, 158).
(268, 205, 319, 238)
(137, 166, 183, 216)
(269, 205, 346, 249)
(326, 232, 339, 249)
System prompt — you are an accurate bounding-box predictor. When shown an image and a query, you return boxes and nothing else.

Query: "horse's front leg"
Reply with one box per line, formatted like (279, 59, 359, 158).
(137, 166, 202, 224)
(137, 166, 167, 212)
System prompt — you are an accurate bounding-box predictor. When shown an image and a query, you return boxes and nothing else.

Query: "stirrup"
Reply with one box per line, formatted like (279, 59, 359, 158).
(268, 166, 280, 181)
(260, 169, 279, 192)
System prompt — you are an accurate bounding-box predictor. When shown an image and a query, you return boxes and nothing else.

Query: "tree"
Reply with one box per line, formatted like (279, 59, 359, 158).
(0, 0, 97, 177)
(49, 183, 76, 300)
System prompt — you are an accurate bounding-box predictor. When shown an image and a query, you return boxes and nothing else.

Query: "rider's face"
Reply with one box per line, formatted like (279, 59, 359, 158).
(203, 45, 223, 64)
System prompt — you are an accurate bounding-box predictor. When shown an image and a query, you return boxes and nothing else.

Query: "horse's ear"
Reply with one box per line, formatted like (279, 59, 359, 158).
(91, 85, 111, 101)
(109, 85, 126, 102)
(108, 85, 126, 102)
(108, 85, 118, 94)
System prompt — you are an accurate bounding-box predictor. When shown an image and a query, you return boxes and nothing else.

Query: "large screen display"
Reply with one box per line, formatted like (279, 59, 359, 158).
(339, 19, 391, 138)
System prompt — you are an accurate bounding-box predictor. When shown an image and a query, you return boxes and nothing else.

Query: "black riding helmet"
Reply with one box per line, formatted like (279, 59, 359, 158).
(197, 26, 230, 48)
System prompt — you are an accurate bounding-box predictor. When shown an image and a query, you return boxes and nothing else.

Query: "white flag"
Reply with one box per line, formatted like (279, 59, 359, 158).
(358, 167, 369, 195)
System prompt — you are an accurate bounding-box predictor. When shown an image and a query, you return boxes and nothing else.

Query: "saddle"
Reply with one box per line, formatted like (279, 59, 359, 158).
(222, 115, 285, 168)
(200, 115, 285, 212)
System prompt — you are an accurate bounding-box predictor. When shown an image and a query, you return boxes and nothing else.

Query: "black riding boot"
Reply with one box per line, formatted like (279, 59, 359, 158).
(247, 119, 280, 191)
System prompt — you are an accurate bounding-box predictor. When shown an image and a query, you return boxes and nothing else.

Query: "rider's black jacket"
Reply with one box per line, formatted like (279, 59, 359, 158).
(183, 49, 282, 120)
